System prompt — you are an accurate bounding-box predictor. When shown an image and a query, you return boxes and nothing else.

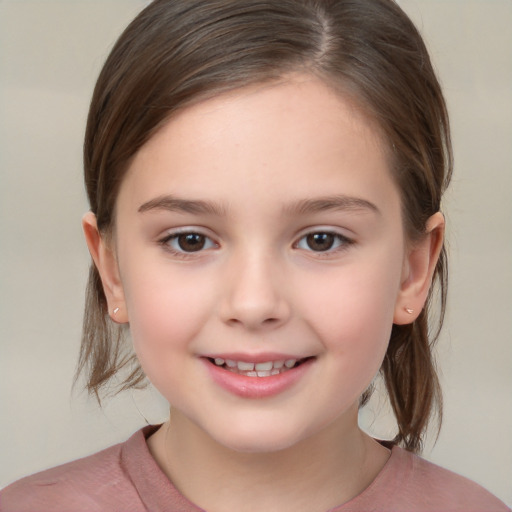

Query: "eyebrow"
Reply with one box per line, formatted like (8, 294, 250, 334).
(138, 194, 379, 217)
(284, 195, 380, 216)
(138, 195, 226, 216)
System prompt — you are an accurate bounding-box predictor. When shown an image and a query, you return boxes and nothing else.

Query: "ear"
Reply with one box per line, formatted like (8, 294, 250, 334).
(82, 212, 128, 324)
(394, 212, 445, 325)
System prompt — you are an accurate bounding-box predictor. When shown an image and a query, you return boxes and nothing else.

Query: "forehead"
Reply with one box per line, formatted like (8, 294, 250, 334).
(118, 74, 398, 216)
(150, 75, 385, 152)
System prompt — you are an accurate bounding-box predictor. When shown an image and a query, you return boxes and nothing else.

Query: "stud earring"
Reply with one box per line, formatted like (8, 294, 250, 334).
(113, 307, 120, 315)
(404, 307, 414, 314)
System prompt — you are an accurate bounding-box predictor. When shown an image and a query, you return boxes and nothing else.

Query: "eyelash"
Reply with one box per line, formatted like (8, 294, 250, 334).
(158, 229, 354, 258)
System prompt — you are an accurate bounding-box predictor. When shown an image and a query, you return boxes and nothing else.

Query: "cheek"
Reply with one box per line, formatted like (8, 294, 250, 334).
(120, 263, 213, 378)
(299, 252, 402, 377)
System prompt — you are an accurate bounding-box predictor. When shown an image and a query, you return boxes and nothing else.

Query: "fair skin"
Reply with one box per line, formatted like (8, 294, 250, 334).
(84, 75, 444, 512)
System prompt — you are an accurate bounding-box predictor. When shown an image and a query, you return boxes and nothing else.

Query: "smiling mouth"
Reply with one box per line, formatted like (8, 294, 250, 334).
(206, 357, 312, 377)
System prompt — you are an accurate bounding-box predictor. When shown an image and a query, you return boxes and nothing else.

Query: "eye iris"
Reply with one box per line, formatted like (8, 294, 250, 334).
(307, 233, 335, 251)
(178, 233, 205, 252)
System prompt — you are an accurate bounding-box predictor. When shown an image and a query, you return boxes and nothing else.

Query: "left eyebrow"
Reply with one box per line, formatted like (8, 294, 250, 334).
(138, 195, 226, 216)
(284, 195, 380, 216)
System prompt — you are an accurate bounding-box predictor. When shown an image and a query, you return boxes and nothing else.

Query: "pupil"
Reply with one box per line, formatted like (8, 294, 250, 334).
(178, 233, 205, 252)
(307, 233, 334, 251)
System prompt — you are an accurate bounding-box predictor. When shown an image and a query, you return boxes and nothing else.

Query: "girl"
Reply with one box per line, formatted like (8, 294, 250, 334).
(2, 0, 510, 510)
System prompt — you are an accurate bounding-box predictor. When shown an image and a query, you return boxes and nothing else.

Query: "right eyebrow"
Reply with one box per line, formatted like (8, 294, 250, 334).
(138, 195, 226, 216)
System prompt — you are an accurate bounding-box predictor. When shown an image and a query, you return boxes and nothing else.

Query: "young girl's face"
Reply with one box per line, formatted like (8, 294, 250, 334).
(100, 75, 419, 452)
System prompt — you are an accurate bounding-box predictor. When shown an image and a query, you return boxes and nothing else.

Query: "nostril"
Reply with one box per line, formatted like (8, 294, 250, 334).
(219, 289, 291, 329)
(225, 316, 280, 327)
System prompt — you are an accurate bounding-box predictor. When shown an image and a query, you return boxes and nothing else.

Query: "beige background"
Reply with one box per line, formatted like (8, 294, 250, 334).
(1, 0, 511, 505)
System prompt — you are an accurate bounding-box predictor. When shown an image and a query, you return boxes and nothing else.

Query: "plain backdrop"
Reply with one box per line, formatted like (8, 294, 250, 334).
(0, 0, 511, 506)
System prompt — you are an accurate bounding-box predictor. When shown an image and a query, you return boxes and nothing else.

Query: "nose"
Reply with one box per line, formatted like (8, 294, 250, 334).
(218, 250, 291, 331)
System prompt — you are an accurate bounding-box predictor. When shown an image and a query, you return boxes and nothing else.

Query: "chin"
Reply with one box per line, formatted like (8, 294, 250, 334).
(207, 420, 312, 454)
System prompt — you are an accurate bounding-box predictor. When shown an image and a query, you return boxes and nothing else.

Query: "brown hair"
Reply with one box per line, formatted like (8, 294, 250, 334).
(78, 0, 452, 453)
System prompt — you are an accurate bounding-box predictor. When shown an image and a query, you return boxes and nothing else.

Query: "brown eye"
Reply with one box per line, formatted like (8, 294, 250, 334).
(161, 232, 216, 254)
(177, 233, 206, 252)
(305, 232, 335, 251)
(296, 231, 352, 253)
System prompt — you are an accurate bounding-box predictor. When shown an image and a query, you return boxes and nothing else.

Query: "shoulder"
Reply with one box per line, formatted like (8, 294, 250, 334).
(353, 445, 510, 512)
(407, 449, 508, 511)
(0, 430, 149, 512)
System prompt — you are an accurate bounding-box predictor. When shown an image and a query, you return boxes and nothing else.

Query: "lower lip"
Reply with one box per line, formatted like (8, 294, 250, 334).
(202, 358, 314, 399)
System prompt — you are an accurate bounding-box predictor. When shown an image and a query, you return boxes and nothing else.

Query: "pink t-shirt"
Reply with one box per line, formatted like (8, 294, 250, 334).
(1, 425, 509, 511)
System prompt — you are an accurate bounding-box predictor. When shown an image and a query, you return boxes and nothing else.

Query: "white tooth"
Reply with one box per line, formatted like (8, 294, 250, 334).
(284, 359, 297, 368)
(271, 369, 280, 375)
(237, 361, 255, 371)
(246, 371, 258, 377)
(273, 360, 284, 369)
(257, 371, 271, 377)
(255, 361, 273, 371)
(225, 359, 237, 368)
(214, 358, 225, 366)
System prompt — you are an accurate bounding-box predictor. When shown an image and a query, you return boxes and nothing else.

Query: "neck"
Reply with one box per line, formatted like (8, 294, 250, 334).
(148, 408, 390, 512)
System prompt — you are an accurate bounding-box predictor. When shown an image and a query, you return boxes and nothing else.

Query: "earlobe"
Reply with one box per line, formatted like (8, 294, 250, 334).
(394, 212, 445, 325)
(82, 212, 128, 323)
